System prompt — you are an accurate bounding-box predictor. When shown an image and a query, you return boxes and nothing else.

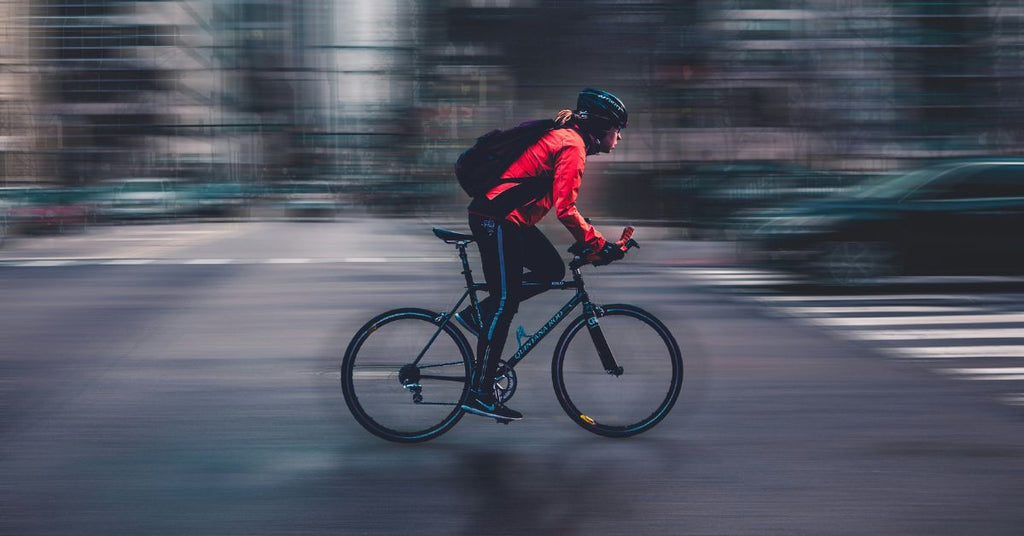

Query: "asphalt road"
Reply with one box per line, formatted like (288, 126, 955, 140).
(1, 220, 1023, 535)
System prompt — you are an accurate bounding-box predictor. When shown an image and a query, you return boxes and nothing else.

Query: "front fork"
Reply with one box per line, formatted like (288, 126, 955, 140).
(583, 303, 624, 376)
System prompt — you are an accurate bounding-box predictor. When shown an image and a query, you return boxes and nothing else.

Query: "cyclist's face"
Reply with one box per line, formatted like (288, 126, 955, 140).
(599, 127, 622, 153)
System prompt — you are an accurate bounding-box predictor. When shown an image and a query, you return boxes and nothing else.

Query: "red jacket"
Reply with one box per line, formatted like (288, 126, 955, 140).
(479, 127, 606, 250)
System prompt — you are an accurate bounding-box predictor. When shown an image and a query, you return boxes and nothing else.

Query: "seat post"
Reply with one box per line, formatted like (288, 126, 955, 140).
(456, 242, 475, 287)
(457, 242, 483, 318)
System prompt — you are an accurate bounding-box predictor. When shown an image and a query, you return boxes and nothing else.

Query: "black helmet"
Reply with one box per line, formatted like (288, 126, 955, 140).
(576, 88, 628, 131)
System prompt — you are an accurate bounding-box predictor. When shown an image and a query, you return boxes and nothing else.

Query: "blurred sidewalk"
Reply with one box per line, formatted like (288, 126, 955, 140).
(0, 219, 739, 267)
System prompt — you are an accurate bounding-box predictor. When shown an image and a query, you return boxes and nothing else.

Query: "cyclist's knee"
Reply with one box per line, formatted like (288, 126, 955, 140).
(491, 298, 520, 321)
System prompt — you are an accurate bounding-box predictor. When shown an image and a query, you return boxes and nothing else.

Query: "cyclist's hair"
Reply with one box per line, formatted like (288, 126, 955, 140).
(554, 109, 582, 126)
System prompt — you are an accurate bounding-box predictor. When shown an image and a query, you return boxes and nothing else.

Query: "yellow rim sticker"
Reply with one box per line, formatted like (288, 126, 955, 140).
(580, 414, 596, 425)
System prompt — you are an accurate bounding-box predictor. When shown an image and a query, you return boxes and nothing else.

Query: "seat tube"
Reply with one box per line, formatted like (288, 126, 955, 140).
(457, 244, 482, 315)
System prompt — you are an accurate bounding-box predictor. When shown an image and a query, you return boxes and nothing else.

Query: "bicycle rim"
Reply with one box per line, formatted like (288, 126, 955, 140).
(342, 308, 472, 442)
(552, 304, 683, 437)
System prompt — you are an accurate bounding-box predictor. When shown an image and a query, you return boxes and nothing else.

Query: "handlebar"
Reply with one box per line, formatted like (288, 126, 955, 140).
(569, 227, 640, 270)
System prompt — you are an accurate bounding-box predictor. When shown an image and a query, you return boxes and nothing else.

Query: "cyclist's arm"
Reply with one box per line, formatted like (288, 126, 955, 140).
(552, 144, 605, 250)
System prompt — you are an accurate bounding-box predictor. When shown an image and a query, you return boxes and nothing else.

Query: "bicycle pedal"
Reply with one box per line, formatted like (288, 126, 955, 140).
(495, 418, 511, 425)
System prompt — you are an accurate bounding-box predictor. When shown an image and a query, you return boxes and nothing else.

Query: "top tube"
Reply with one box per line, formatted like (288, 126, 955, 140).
(470, 280, 580, 291)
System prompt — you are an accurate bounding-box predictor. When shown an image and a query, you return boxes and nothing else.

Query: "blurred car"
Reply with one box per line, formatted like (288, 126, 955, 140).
(652, 161, 866, 237)
(0, 195, 11, 246)
(260, 181, 351, 220)
(740, 160, 1024, 283)
(94, 178, 198, 221)
(1, 186, 96, 235)
(187, 181, 251, 218)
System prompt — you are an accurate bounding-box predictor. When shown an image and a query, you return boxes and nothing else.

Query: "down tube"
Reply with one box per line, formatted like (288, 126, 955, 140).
(506, 292, 585, 368)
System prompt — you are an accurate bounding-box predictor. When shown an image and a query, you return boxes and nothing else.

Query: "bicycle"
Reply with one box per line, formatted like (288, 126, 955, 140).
(340, 227, 683, 443)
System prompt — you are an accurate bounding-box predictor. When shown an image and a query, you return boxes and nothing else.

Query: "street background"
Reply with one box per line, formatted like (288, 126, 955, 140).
(1, 219, 1023, 535)
(2, 1, 1024, 534)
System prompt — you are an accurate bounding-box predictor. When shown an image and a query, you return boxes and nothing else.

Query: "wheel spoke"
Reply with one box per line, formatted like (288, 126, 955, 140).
(341, 309, 472, 443)
(552, 305, 682, 437)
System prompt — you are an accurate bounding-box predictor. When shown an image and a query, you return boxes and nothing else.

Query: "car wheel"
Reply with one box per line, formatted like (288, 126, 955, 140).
(817, 240, 901, 286)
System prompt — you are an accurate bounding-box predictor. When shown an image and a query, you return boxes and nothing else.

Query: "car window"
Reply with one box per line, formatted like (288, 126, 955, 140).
(853, 166, 958, 199)
(921, 165, 1024, 200)
(900, 166, 985, 201)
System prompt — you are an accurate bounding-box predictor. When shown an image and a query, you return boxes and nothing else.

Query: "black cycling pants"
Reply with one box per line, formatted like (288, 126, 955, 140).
(468, 213, 565, 392)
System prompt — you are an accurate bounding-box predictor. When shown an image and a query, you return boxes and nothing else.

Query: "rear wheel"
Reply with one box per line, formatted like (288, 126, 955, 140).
(552, 304, 683, 437)
(341, 308, 473, 442)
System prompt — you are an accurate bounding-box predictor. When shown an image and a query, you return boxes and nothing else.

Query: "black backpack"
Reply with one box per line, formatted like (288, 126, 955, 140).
(454, 119, 556, 197)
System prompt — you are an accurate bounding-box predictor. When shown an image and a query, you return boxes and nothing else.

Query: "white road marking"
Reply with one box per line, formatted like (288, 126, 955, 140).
(805, 313, 1024, 327)
(673, 266, 1024, 408)
(846, 328, 1024, 341)
(102, 259, 156, 265)
(351, 370, 398, 380)
(943, 367, 1024, 374)
(753, 294, 966, 303)
(686, 273, 793, 280)
(780, 305, 980, 315)
(18, 260, 76, 267)
(939, 368, 1024, 381)
(886, 346, 1024, 358)
(1002, 394, 1024, 405)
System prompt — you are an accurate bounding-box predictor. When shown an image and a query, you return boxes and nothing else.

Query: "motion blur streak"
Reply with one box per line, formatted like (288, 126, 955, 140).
(0, 1, 1022, 224)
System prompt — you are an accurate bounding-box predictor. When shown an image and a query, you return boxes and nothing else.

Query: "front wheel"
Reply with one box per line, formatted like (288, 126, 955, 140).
(341, 308, 473, 443)
(552, 304, 683, 437)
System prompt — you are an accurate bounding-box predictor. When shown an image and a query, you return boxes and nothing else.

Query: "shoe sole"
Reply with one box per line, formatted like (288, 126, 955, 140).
(460, 404, 523, 421)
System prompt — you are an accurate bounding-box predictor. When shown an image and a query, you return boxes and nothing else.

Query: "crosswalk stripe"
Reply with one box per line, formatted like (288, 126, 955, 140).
(886, 346, 1024, 358)
(805, 313, 1024, 327)
(673, 266, 1024, 408)
(753, 294, 966, 303)
(847, 328, 1024, 341)
(959, 375, 1024, 381)
(942, 367, 1024, 374)
(940, 368, 1024, 380)
(1003, 394, 1024, 405)
(780, 305, 980, 315)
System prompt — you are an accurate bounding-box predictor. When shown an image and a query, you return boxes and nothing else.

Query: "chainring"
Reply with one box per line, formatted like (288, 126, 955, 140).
(493, 360, 517, 403)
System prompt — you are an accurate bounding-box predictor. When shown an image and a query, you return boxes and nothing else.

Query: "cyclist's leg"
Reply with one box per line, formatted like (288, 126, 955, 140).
(467, 214, 523, 418)
(518, 224, 565, 302)
(469, 224, 562, 317)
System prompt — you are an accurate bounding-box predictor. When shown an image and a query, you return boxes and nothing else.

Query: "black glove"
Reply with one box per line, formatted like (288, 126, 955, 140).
(591, 241, 625, 266)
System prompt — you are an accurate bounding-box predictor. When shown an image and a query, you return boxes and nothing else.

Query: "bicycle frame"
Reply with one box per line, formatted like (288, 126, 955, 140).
(415, 240, 622, 376)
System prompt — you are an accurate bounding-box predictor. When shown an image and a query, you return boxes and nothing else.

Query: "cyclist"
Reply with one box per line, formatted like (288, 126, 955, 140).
(456, 88, 631, 421)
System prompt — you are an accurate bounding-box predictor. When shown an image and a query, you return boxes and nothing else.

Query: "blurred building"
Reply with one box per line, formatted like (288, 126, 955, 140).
(0, 0, 1021, 217)
(0, 0, 39, 184)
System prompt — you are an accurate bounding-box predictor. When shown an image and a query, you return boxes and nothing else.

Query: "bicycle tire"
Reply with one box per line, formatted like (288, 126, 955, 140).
(551, 304, 683, 437)
(341, 308, 473, 443)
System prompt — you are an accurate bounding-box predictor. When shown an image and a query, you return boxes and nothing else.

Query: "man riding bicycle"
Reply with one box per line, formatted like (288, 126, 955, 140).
(456, 88, 631, 421)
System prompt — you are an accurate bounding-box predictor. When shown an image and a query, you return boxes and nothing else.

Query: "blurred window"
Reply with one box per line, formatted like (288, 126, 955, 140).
(924, 165, 1024, 200)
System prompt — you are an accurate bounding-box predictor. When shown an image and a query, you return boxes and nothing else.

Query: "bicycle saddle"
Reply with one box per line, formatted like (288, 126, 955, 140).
(432, 228, 475, 244)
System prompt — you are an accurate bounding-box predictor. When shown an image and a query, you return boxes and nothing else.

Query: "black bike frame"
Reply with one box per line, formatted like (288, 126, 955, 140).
(414, 241, 621, 376)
